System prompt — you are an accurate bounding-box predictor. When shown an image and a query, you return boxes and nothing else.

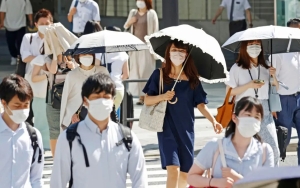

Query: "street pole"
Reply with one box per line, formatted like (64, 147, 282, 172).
(162, 0, 179, 28)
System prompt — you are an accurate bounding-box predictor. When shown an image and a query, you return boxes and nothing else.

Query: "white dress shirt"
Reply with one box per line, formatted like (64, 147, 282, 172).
(225, 63, 270, 101)
(220, 0, 251, 21)
(50, 116, 148, 188)
(269, 53, 300, 95)
(69, 0, 101, 33)
(0, 0, 32, 31)
(0, 114, 44, 188)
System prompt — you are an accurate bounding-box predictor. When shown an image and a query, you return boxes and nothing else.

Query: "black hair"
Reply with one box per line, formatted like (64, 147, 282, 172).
(83, 20, 103, 35)
(81, 73, 116, 100)
(287, 18, 300, 27)
(225, 96, 264, 142)
(105, 26, 121, 32)
(277, 178, 300, 188)
(0, 74, 33, 103)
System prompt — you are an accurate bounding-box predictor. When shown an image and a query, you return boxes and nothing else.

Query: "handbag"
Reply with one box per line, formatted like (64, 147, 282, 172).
(51, 81, 64, 109)
(138, 68, 166, 132)
(216, 88, 236, 128)
(16, 34, 33, 77)
(189, 139, 227, 188)
(269, 79, 282, 112)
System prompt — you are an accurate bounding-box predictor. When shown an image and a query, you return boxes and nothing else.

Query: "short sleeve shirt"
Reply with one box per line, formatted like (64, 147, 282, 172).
(220, 0, 251, 21)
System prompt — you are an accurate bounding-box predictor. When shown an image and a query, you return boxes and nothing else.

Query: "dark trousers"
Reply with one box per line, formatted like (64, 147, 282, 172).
(229, 19, 247, 36)
(5, 27, 26, 58)
(275, 94, 300, 164)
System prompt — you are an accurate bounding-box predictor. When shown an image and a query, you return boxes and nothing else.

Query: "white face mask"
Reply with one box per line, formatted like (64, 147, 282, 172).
(6, 106, 30, 124)
(87, 98, 113, 121)
(38, 25, 48, 35)
(170, 52, 186, 66)
(237, 117, 261, 138)
(247, 44, 261, 58)
(80, 56, 93, 67)
(136, 1, 146, 8)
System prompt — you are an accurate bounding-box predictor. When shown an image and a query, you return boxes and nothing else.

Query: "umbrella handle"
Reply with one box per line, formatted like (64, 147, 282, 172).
(168, 97, 178, 104)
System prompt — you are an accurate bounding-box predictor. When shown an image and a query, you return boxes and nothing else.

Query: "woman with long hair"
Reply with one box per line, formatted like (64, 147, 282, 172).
(187, 96, 275, 188)
(225, 40, 280, 166)
(124, 0, 159, 105)
(143, 40, 222, 188)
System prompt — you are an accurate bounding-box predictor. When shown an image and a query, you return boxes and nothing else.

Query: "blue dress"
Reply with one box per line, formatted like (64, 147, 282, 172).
(143, 69, 208, 172)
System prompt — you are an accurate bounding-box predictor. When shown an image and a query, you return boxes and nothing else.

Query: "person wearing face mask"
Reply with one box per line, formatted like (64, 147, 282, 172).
(143, 40, 222, 188)
(124, 0, 159, 105)
(0, 74, 44, 188)
(20, 9, 54, 151)
(67, 0, 101, 37)
(50, 73, 147, 188)
(60, 54, 108, 131)
(187, 96, 274, 188)
(225, 40, 280, 166)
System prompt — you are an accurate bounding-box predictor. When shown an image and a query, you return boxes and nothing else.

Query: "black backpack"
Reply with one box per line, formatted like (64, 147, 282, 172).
(120, 88, 134, 128)
(276, 125, 288, 161)
(66, 121, 132, 188)
(25, 122, 43, 164)
(16, 34, 33, 78)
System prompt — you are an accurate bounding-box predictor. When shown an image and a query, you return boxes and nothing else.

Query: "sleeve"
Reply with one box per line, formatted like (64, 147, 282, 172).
(220, 0, 226, 7)
(225, 64, 239, 88)
(193, 82, 208, 107)
(194, 139, 219, 170)
(263, 143, 275, 167)
(50, 131, 71, 188)
(60, 73, 73, 127)
(244, 0, 251, 10)
(0, 0, 6, 12)
(93, 2, 101, 21)
(20, 34, 33, 61)
(151, 10, 159, 33)
(25, 0, 33, 15)
(142, 69, 160, 96)
(269, 54, 281, 79)
(124, 9, 135, 29)
(127, 132, 148, 188)
(30, 128, 44, 188)
(95, 53, 102, 61)
(69, 0, 75, 13)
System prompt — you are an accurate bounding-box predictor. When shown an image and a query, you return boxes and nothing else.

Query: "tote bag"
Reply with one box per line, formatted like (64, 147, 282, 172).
(216, 88, 235, 128)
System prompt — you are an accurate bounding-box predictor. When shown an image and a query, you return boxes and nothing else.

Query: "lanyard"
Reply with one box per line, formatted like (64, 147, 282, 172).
(248, 65, 260, 98)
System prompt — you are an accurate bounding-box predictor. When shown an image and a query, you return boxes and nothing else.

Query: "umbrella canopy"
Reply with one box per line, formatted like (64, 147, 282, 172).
(222, 25, 300, 54)
(145, 24, 228, 83)
(233, 166, 300, 188)
(65, 30, 149, 55)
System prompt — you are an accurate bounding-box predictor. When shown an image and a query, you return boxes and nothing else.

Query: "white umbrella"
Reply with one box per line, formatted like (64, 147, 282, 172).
(65, 30, 148, 55)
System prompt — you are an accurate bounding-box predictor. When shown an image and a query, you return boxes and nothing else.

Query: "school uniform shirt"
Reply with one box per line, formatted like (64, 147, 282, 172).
(0, 114, 44, 188)
(69, 0, 100, 33)
(0, 0, 32, 31)
(220, 0, 251, 21)
(225, 63, 270, 101)
(195, 135, 274, 178)
(270, 53, 300, 95)
(50, 116, 147, 188)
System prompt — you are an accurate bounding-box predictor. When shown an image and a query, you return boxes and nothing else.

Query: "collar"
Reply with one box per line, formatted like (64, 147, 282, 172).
(84, 115, 110, 133)
(223, 134, 261, 162)
(0, 113, 26, 133)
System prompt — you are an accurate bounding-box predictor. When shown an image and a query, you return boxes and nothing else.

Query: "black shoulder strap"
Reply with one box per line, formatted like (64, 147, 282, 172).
(118, 123, 132, 152)
(66, 122, 90, 188)
(30, 34, 33, 44)
(25, 122, 42, 164)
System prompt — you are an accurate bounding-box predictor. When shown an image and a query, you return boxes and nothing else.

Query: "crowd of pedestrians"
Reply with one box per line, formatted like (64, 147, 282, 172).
(0, 0, 300, 188)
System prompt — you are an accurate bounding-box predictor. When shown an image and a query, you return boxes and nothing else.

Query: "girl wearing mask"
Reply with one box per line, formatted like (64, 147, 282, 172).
(124, 0, 159, 105)
(143, 40, 222, 188)
(187, 96, 275, 188)
(20, 8, 53, 150)
(60, 54, 108, 129)
(225, 40, 280, 166)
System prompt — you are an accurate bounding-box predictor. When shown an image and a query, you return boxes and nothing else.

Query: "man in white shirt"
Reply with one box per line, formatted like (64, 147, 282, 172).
(67, 0, 101, 37)
(270, 18, 300, 165)
(0, 74, 44, 188)
(50, 73, 147, 188)
(212, 0, 253, 36)
(0, 0, 33, 65)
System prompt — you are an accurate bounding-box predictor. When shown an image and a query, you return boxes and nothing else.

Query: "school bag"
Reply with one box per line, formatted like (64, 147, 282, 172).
(66, 120, 132, 188)
(276, 125, 288, 161)
(120, 88, 134, 128)
(25, 122, 43, 164)
(16, 34, 33, 77)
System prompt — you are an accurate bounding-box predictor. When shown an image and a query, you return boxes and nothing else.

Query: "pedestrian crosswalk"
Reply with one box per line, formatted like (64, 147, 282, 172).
(42, 154, 167, 188)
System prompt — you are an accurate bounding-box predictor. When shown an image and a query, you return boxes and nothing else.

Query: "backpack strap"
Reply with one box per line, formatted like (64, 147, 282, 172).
(118, 123, 132, 152)
(29, 34, 33, 44)
(25, 122, 42, 164)
(66, 122, 90, 188)
(262, 143, 267, 165)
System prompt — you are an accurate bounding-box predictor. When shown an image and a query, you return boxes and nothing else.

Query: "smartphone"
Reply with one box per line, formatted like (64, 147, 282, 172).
(254, 79, 265, 84)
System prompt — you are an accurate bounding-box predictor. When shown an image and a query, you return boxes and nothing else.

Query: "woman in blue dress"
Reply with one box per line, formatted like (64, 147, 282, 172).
(143, 39, 223, 188)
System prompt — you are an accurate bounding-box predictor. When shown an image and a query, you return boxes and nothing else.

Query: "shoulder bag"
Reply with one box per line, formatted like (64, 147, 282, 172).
(138, 68, 166, 132)
(216, 88, 236, 128)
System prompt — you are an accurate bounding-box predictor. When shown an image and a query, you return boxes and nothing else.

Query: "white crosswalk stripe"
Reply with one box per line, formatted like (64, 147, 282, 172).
(42, 155, 167, 187)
